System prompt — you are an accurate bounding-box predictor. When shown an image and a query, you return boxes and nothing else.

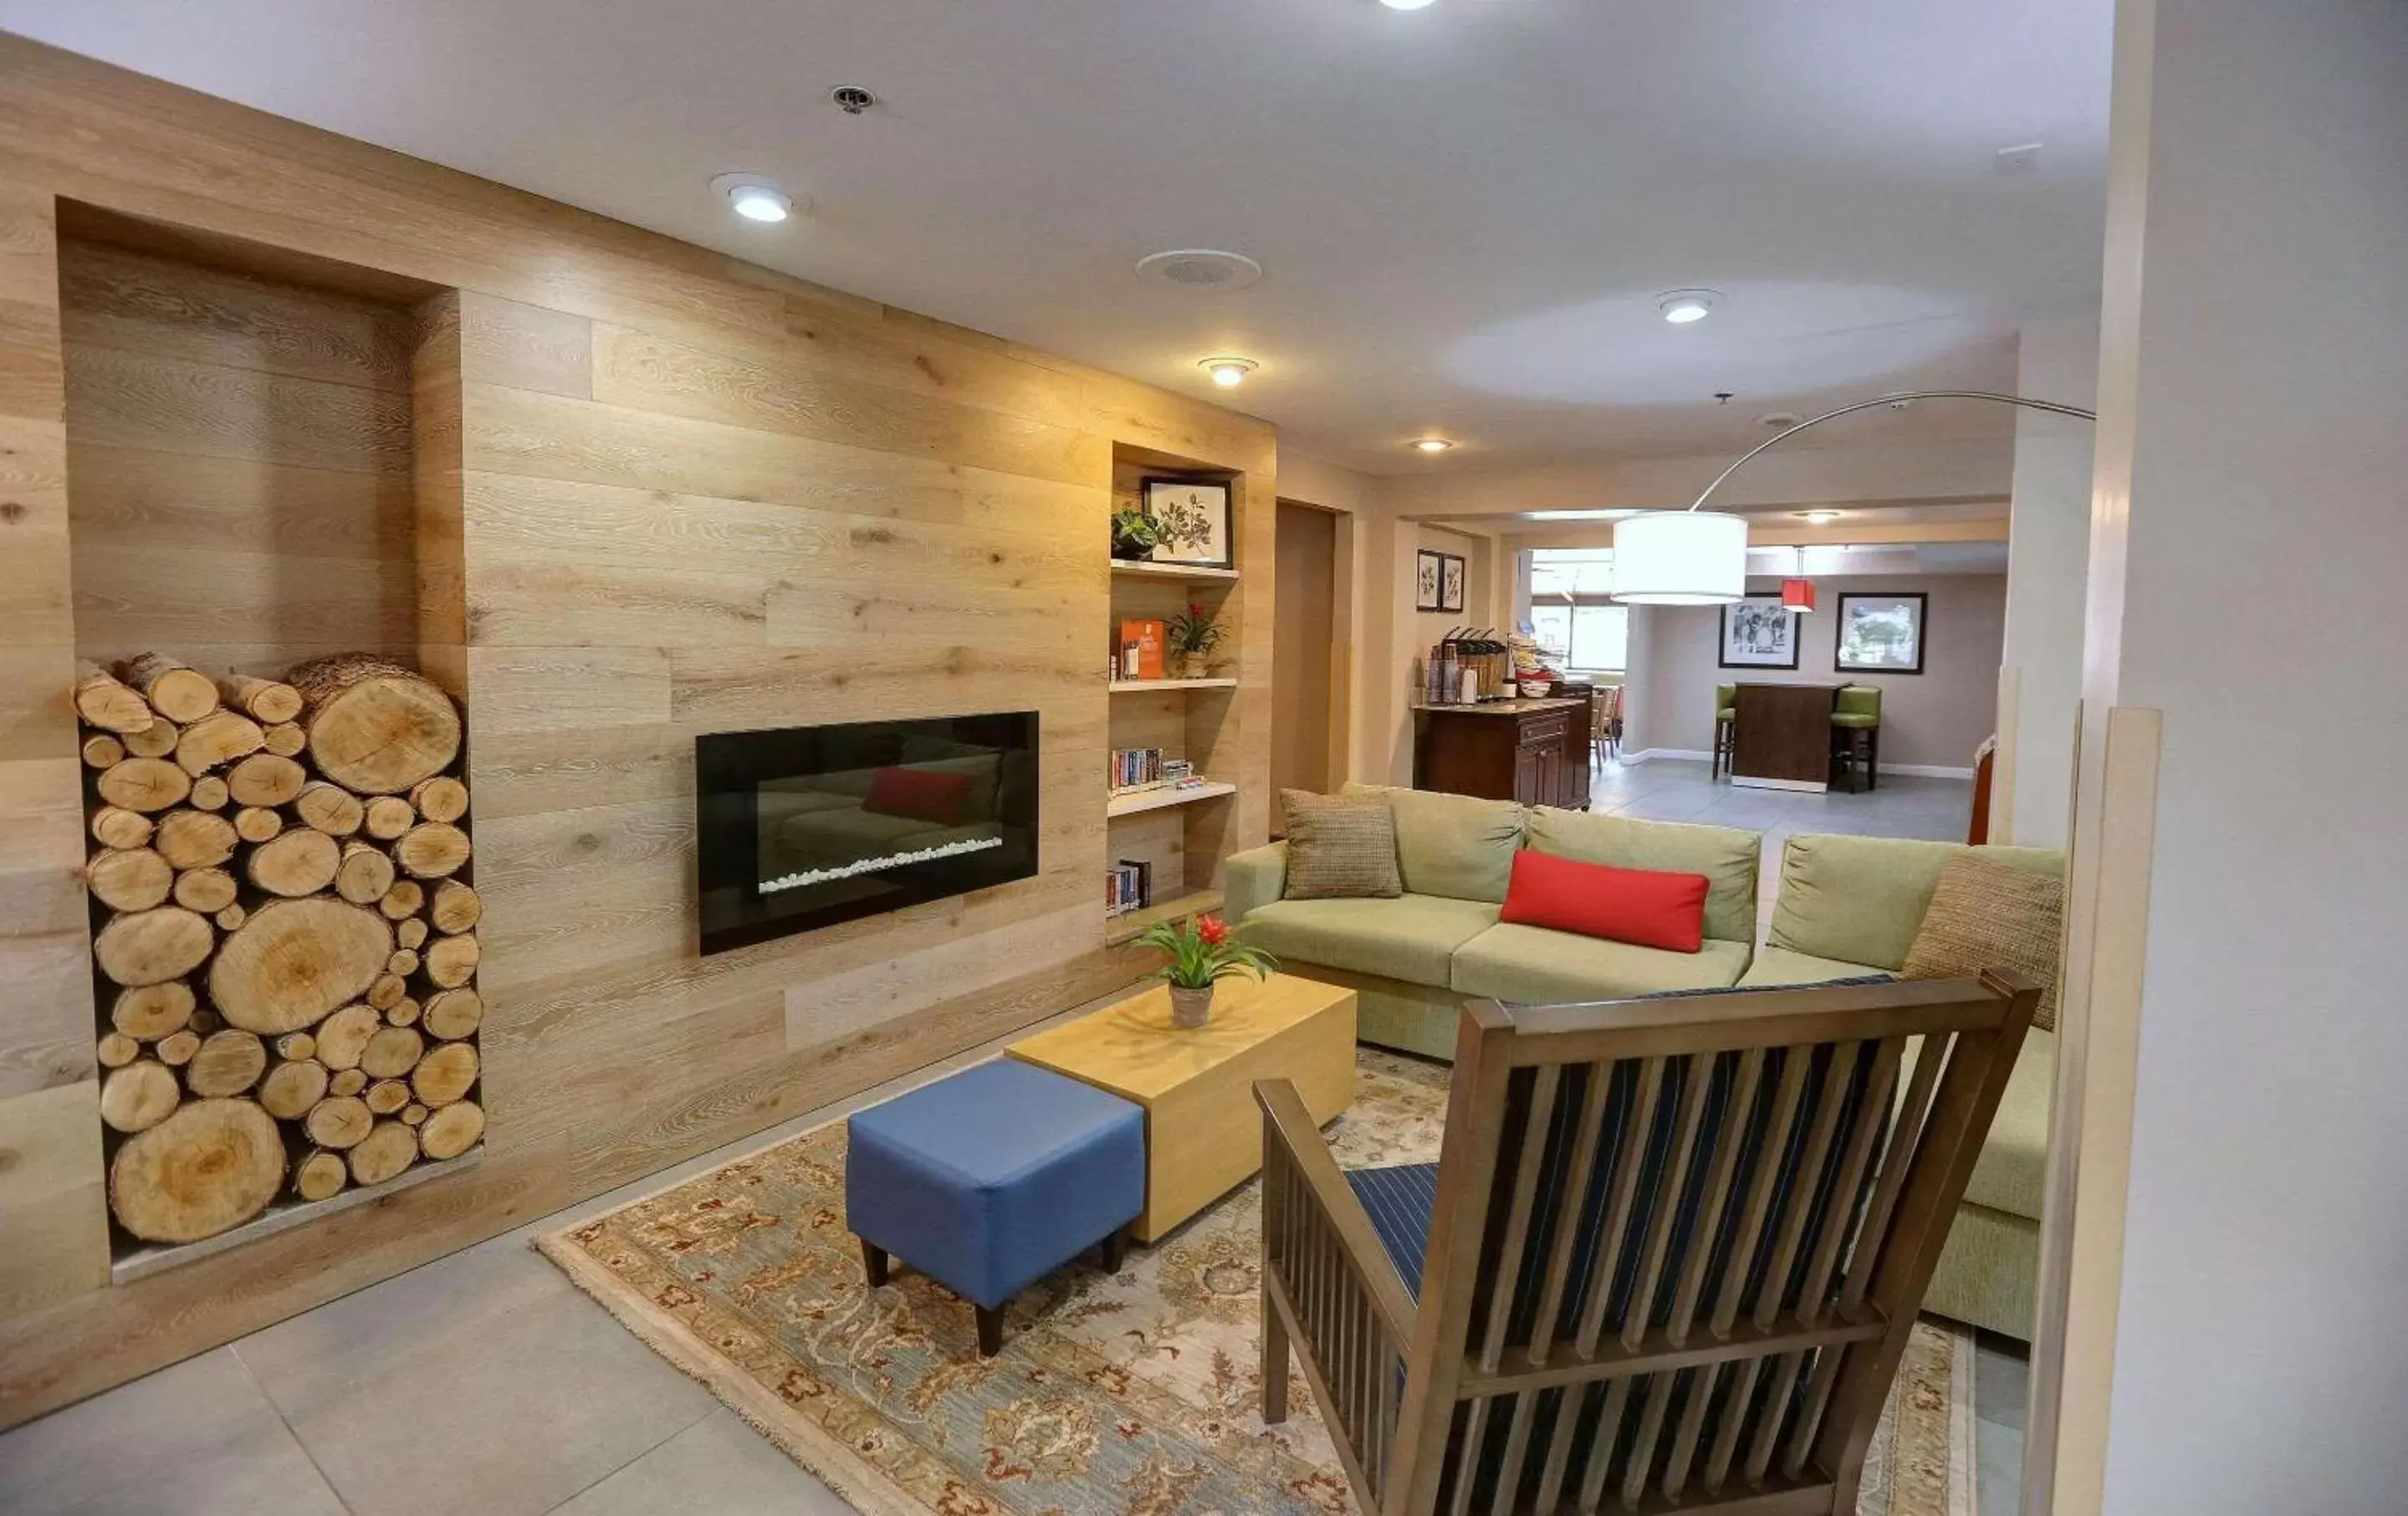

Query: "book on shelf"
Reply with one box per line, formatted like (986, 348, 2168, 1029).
(1109, 745, 1167, 791)
(1105, 858, 1153, 919)
(1117, 617, 1166, 680)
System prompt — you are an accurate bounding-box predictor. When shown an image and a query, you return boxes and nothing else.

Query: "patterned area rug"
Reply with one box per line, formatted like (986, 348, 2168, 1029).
(536, 1050, 1975, 1515)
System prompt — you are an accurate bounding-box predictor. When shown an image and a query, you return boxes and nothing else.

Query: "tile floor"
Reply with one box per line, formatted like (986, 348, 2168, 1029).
(0, 759, 2027, 1515)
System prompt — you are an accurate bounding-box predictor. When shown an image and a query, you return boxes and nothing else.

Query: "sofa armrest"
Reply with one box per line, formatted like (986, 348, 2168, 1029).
(1224, 841, 1289, 924)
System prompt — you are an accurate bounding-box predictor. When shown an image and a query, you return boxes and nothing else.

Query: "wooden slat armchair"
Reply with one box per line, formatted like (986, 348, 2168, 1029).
(1255, 971, 2039, 1516)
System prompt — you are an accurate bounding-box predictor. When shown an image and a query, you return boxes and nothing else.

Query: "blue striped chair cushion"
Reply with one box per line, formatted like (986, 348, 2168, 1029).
(1337, 976, 1899, 1309)
(1343, 1162, 1442, 1298)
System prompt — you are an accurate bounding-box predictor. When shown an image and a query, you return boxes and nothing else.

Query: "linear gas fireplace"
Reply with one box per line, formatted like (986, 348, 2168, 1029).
(696, 712, 1040, 955)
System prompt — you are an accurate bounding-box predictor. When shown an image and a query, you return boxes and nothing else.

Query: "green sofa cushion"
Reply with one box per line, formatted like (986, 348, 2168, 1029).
(1342, 783, 1524, 903)
(1766, 834, 2064, 971)
(1902, 1028, 2055, 1220)
(1736, 944, 1888, 988)
(1526, 807, 1759, 945)
(1449, 924, 1751, 1004)
(1238, 893, 1501, 988)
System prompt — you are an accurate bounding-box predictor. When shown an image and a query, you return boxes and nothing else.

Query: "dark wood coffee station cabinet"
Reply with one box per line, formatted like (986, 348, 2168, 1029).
(1413, 698, 1593, 809)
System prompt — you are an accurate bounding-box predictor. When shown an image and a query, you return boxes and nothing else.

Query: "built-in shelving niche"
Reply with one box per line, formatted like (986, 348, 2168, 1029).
(56, 204, 481, 1278)
(1104, 443, 1247, 938)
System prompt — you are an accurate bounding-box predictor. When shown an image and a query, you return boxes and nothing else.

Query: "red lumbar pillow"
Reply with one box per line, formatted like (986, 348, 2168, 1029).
(862, 766, 974, 825)
(1498, 849, 1711, 954)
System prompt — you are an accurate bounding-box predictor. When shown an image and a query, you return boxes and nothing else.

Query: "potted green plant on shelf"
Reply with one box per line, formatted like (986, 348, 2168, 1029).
(1137, 913, 1275, 1027)
(1111, 504, 1163, 561)
(1166, 605, 1224, 679)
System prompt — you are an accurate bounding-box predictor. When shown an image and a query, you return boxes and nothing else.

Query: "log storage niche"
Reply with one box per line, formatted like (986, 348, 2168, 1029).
(73, 651, 484, 1270)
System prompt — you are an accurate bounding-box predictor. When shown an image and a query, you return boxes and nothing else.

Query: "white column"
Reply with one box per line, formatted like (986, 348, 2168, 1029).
(2046, 2, 2408, 1512)
(1995, 318, 2098, 848)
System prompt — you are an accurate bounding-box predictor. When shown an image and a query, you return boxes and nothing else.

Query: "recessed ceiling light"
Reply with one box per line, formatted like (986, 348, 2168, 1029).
(1134, 249, 1264, 291)
(710, 172, 794, 223)
(1199, 356, 1258, 388)
(1797, 510, 1843, 525)
(1381, 0, 1439, 9)
(1656, 289, 1721, 325)
(1412, 438, 1455, 453)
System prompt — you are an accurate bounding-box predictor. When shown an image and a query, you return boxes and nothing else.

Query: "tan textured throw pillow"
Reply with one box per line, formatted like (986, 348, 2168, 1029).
(1280, 790, 1403, 899)
(1901, 853, 2066, 1032)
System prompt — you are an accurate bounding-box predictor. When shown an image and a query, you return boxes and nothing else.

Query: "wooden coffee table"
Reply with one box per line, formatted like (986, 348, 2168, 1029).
(1008, 974, 1357, 1242)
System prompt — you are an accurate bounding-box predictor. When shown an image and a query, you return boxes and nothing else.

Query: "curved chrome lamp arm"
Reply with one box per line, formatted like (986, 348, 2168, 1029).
(1682, 389, 2099, 513)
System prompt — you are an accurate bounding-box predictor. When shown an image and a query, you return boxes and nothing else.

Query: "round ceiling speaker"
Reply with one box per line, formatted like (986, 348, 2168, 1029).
(1134, 249, 1264, 291)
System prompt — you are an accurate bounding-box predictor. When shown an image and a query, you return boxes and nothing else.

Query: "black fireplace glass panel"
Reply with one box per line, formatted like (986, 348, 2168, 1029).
(696, 712, 1039, 955)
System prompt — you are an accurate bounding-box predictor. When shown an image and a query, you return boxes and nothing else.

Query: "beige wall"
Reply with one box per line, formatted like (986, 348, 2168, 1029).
(2044, 2, 2408, 1511)
(1629, 575, 2005, 773)
(1997, 318, 2099, 848)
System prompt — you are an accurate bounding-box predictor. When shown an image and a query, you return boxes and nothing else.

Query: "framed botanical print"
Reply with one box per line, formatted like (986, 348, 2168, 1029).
(1140, 477, 1232, 569)
(1414, 549, 1443, 612)
(1437, 552, 1466, 613)
(1834, 592, 1928, 674)
(1719, 593, 1800, 669)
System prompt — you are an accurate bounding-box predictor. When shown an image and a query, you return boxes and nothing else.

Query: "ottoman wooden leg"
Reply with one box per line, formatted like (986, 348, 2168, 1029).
(975, 1303, 1006, 1358)
(1099, 1222, 1130, 1273)
(860, 1237, 889, 1288)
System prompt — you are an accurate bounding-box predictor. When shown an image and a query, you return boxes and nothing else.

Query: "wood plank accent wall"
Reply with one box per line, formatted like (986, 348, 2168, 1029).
(0, 34, 1275, 1426)
(59, 238, 423, 671)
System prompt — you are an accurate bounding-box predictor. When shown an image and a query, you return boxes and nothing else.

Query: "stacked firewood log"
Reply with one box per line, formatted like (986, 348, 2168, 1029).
(75, 652, 485, 1247)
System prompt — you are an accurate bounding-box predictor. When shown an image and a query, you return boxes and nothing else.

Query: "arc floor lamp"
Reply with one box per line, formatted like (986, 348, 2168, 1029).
(1609, 390, 2099, 605)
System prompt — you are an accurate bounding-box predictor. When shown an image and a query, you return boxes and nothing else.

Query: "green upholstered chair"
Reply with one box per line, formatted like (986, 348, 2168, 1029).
(1831, 685, 1883, 791)
(1711, 682, 1737, 778)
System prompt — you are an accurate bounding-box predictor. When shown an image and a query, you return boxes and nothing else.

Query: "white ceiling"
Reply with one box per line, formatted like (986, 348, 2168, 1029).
(3, 0, 2112, 474)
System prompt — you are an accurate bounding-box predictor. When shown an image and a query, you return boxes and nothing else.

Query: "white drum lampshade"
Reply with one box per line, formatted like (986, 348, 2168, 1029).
(1609, 511, 1749, 604)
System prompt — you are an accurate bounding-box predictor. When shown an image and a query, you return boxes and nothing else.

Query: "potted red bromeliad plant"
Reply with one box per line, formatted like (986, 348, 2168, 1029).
(1137, 913, 1276, 1027)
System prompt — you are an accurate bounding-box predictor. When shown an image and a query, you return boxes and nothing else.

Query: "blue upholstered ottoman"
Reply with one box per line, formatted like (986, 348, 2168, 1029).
(845, 1058, 1144, 1355)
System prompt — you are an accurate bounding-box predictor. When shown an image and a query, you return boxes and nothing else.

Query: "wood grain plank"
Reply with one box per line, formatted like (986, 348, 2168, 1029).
(0, 756, 91, 1099)
(0, 181, 57, 311)
(64, 442, 414, 559)
(462, 467, 1101, 580)
(667, 647, 1102, 729)
(0, 294, 63, 424)
(0, 645, 77, 767)
(69, 541, 417, 662)
(591, 323, 1109, 488)
(464, 647, 672, 735)
(0, 1082, 109, 1316)
(59, 238, 412, 390)
(458, 291, 590, 398)
(464, 381, 1107, 529)
(785, 900, 1096, 1054)
(466, 557, 769, 648)
(63, 342, 413, 474)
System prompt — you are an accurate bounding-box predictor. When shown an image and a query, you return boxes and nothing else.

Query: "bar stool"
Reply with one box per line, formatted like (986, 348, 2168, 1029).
(1711, 683, 1736, 779)
(1831, 684, 1884, 791)
(1591, 684, 1623, 763)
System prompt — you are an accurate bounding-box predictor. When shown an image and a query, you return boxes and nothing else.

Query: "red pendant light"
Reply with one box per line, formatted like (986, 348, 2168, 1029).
(1781, 576, 1818, 613)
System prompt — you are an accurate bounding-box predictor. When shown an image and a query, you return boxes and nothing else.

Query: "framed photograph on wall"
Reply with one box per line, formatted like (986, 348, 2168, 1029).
(1414, 549, 1443, 611)
(1834, 591, 1928, 674)
(1719, 592, 1800, 669)
(1140, 477, 1232, 568)
(1437, 552, 1467, 613)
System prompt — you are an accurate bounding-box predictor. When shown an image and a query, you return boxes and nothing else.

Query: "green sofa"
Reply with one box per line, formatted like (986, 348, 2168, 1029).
(1225, 784, 1760, 1060)
(1737, 832, 2064, 1339)
(1232, 804, 2063, 1341)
